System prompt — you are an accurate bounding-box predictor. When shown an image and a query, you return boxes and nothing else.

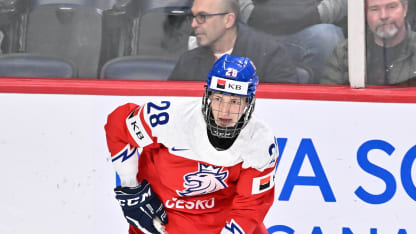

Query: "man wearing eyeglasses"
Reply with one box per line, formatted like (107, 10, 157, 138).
(168, 0, 300, 83)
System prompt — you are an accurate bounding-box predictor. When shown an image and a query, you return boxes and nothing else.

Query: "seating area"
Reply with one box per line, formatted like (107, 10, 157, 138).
(26, 3, 103, 78)
(101, 55, 176, 80)
(0, 0, 327, 83)
(0, 53, 75, 78)
(0, 0, 192, 79)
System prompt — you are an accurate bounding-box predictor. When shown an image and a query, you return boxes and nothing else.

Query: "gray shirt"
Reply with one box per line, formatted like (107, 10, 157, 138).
(239, 0, 348, 24)
(318, 0, 348, 24)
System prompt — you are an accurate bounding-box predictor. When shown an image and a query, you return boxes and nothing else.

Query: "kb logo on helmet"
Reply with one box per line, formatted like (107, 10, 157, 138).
(215, 79, 242, 91)
(211, 76, 249, 95)
(228, 83, 242, 90)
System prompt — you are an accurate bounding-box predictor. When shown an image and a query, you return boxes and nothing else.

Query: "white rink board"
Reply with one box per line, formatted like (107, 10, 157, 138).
(0, 93, 415, 234)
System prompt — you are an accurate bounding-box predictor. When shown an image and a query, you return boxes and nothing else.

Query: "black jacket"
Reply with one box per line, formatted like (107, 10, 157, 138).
(321, 26, 416, 86)
(248, 0, 321, 35)
(168, 24, 298, 83)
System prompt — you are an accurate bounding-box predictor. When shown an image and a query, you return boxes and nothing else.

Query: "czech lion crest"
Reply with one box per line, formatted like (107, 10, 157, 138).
(177, 163, 229, 197)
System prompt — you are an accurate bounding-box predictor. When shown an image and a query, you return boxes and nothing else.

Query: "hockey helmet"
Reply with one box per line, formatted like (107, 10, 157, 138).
(202, 54, 259, 138)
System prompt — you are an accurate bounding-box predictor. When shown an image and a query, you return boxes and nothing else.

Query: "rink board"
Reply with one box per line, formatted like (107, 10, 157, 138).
(0, 92, 415, 234)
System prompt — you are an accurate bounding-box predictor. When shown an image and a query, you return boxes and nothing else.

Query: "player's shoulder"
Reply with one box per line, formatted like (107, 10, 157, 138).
(107, 98, 199, 125)
(106, 103, 140, 125)
(139, 98, 201, 131)
(141, 98, 199, 117)
(245, 114, 275, 140)
(237, 114, 278, 171)
(140, 98, 202, 146)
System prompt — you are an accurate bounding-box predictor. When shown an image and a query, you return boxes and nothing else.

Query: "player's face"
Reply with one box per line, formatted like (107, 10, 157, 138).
(191, 0, 229, 47)
(209, 93, 248, 128)
(366, 0, 407, 45)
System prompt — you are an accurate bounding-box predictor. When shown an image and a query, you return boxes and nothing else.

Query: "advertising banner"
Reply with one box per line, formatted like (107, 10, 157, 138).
(257, 99, 416, 234)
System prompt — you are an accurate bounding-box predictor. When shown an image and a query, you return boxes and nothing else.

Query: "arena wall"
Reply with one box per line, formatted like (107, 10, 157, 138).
(0, 78, 415, 234)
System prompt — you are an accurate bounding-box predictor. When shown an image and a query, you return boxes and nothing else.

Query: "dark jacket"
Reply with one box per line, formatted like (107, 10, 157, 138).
(408, 0, 416, 31)
(248, 0, 321, 35)
(321, 27, 416, 86)
(168, 24, 298, 83)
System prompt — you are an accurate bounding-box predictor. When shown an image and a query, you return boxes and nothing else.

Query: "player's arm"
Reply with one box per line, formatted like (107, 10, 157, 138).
(105, 103, 168, 233)
(105, 103, 146, 186)
(221, 134, 279, 234)
(221, 165, 276, 234)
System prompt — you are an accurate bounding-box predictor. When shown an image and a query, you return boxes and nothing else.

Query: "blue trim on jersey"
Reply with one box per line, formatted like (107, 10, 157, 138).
(115, 172, 121, 187)
(275, 138, 287, 172)
(224, 221, 244, 234)
(112, 147, 138, 162)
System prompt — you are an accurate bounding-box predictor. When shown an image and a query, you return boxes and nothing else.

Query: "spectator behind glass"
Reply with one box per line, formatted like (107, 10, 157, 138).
(321, 0, 416, 86)
(168, 0, 299, 83)
(239, 0, 347, 83)
(407, 0, 416, 30)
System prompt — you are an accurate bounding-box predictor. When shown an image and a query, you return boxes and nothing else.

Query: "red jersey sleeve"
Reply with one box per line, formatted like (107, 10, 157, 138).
(105, 103, 140, 154)
(104, 103, 154, 187)
(222, 165, 276, 234)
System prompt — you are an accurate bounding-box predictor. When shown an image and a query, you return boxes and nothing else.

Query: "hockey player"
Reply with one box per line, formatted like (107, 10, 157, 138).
(105, 55, 278, 234)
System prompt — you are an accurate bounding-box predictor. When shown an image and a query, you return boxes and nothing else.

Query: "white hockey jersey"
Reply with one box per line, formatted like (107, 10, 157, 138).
(105, 99, 278, 234)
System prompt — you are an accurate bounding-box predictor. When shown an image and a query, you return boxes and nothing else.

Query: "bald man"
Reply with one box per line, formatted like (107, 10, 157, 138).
(168, 0, 300, 83)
